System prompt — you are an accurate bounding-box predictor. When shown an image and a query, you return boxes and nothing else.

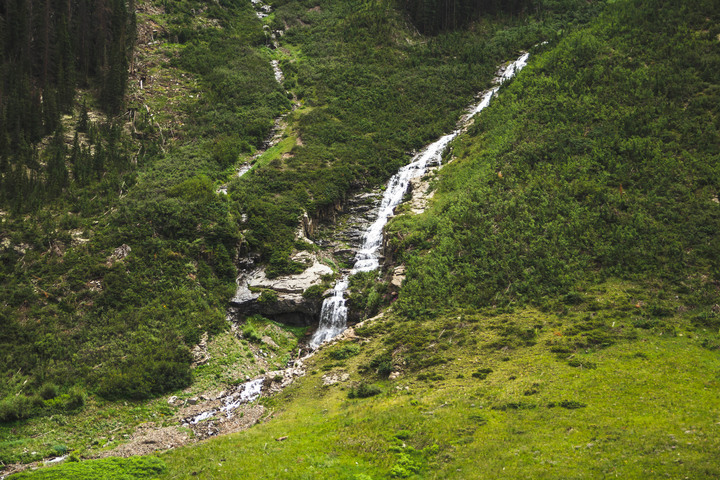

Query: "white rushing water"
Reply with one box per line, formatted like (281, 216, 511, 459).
(309, 52, 530, 349)
(309, 279, 349, 348)
(186, 377, 264, 425)
(220, 377, 264, 414)
(271, 60, 284, 83)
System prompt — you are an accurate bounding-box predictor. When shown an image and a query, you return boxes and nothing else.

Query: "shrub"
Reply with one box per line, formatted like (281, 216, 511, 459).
(328, 343, 361, 360)
(0, 395, 40, 422)
(348, 382, 382, 399)
(416, 372, 444, 381)
(242, 324, 262, 343)
(472, 368, 493, 380)
(562, 292, 584, 305)
(567, 359, 597, 369)
(302, 284, 325, 300)
(39, 382, 59, 400)
(258, 290, 278, 304)
(389, 452, 421, 478)
(361, 352, 393, 377)
(51, 444, 68, 456)
(64, 385, 86, 410)
(166, 175, 216, 203)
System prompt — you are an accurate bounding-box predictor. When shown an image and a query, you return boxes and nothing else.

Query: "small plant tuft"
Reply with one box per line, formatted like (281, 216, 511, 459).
(348, 382, 382, 399)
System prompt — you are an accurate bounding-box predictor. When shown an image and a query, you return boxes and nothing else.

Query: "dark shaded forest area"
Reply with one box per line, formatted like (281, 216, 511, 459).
(0, 0, 135, 211)
(400, 0, 534, 34)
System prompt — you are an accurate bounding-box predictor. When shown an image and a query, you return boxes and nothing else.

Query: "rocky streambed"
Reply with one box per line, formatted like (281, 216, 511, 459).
(228, 191, 383, 327)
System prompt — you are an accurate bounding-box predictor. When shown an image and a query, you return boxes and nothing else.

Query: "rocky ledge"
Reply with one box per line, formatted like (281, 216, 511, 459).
(229, 251, 332, 325)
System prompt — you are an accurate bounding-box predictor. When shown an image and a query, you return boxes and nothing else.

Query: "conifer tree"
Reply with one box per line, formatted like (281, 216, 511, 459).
(77, 101, 89, 133)
(46, 127, 68, 197)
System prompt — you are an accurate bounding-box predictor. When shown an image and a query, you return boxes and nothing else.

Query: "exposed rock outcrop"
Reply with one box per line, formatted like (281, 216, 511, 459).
(230, 254, 332, 325)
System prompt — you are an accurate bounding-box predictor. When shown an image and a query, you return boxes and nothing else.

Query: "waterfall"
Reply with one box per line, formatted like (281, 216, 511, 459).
(309, 279, 349, 349)
(308, 52, 530, 349)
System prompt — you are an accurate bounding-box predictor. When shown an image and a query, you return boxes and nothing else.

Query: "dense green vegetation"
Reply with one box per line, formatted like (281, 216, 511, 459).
(400, 0, 533, 35)
(389, 0, 720, 318)
(228, 0, 603, 265)
(0, 0, 605, 419)
(0, 0, 135, 211)
(4, 0, 720, 476)
(0, 0, 286, 418)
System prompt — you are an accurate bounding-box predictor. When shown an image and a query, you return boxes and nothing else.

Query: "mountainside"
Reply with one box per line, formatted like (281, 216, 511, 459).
(0, 0, 592, 418)
(2, 0, 720, 478)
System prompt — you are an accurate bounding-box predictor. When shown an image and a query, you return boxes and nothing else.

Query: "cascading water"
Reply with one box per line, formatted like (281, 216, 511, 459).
(309, 52, 530, 349)
(309, 279, 349, 348)
(185, 377, 264, 426)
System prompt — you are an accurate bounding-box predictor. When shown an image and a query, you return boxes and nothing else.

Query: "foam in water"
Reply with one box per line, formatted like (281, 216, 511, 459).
(186, 377, 264, 425)
(309, 279, 349, 349)
(220, 377, 264, 415)
(309, 52, 530, 349)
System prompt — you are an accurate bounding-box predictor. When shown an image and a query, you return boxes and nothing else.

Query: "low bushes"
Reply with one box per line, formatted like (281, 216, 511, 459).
(348, 382, 382, 399)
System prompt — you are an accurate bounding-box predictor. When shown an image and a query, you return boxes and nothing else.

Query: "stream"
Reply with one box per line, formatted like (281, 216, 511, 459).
(217, 0, 287, 194)
(309, 51, 530, 349)
(202, 13, 530, 434)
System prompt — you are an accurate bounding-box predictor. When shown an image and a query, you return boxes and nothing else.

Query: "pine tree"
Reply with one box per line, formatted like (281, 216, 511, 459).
(56, 15, 75, 112)
(93, 141, 105, 177)
(77, 100, 90, 133)
(46, 127, 68, 197)
(70, 130, 80, 179)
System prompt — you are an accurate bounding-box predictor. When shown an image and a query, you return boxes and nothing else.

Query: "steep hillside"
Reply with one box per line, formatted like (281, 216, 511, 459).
(388, 0, 720, 316)
(0, 0, 596, 423)
(1, 0, 288, 461)
(3, 0, 720, 478)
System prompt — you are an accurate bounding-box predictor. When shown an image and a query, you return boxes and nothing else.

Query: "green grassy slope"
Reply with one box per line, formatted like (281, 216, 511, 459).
(388, 0, 720, 316)
(141, 285, 720, 478)
(11, 285, 720, 478)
